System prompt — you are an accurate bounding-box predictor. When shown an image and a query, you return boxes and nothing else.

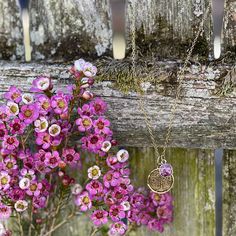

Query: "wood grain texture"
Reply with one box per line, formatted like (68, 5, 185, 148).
(0, 0, 235, 60)
(0, 61, 235, 149)
(223, 150, 236, 236)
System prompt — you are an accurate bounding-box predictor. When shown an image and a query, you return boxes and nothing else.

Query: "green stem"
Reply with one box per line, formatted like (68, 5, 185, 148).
(43, 210, 76, 236)
(17, 214, 24, 236)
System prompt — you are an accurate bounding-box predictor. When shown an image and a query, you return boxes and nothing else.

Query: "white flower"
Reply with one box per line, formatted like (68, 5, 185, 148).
(74, 59, 86, 72)
(121, 201, 130, 211)
(48, 124, 61, 137)
(19, 178, 30, 190)
(22, 94, 34, 104)
(36, 77, 50, 91)
(117, 149, 129, 163)
(7, 101, 19, 115)
(101, 141, 112, 152)
(34, 117, 49, 133)
(83, 62, 97, 77)
(14, 200, 28, 212)
(88, 165, 101, 180)
(71, 184, 83, 195)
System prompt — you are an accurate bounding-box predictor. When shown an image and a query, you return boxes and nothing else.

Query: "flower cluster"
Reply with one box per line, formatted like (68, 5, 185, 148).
(0, 59, 173, 236)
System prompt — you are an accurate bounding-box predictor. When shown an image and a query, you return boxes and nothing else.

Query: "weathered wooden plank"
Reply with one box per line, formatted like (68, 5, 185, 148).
(0, 0, 235, 60)
(0, 61, 235, 149)
(223, 150, 236, 236)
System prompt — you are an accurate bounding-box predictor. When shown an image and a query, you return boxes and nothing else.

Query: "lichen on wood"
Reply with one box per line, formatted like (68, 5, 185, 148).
(0, 60, 235, 149)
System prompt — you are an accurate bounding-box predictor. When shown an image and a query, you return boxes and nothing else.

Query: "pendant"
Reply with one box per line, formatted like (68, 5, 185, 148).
(147, 168, 174, 194)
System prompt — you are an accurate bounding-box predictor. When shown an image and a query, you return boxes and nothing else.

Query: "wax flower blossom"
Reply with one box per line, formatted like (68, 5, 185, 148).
(87, 165, 101, 180)
(34, 117, 48, 133)
(91, 210, 108, 226)
(0, 59, 173, 235)
(14, 200, 28, 212)
(19, 104, 39, 124)
(0, 204, 12, 220)
(30, 76, 51, 92)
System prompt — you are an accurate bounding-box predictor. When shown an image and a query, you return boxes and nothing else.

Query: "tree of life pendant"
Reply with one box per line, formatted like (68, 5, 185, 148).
(147, 168, 174, 194)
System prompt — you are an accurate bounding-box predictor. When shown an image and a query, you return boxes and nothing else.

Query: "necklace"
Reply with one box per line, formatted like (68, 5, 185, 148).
(130, 1, 211, 194)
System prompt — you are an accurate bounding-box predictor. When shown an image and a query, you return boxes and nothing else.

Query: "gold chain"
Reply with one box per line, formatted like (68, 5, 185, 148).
(130, 1, 211, 166)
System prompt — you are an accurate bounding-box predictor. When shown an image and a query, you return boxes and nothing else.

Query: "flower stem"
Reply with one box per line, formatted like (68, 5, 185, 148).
(17, 213, 24, 236)
(44, 210, 75, 236)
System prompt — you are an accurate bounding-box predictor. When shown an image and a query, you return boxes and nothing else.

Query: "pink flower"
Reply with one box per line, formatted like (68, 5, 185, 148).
(3, 157, 17, 171)
(0, 106, 10, 121)
(0, 171, 11, 191)
(26, 181, 42, 197)
(36, 132, 51, 149)
(109, 221, 127, 235)
(106, 156, 122, 170)
(91, 210, 108, 226)
(4, 86, 22, 103)
(81, 134, 104, 152)
(2, 135, 19, 150)
(130, 193, 146, 210)
(33, 196, 47, 209)
(9, 118, 25, 135)
(0, 203, 12, 220)
(86, 180, 103, 195)
(44, 151, 61, 169)
(150, 192, 173, 207)
(111, 187, 129, 203)
(30, 76, 51, 92)
(74, 191, 92, 212)
(76, 116, 93, 132)
(77, 104, 94, 117)
(104, 191, 116, 206)
(148, 219, 164, 232)
(109, 205, 125, 222)
(62, 148, 80, 166)
(36, 95, 51, 115)
(118, 178, 134, 193)
(138, 211, 152, 225)
(103, 170, 121, 188)
(0, 123, 7, 140)
(156, 205, 173, 222)
(93, 117, 111, 135)
(8, 188, 25, 201)
(90, 98, 107, 115)
(19, 104, 39, 124)
(51, 92, 69, 115)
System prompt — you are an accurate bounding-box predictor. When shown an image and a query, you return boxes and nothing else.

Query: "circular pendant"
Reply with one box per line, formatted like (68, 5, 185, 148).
(147, 168, 174, 194)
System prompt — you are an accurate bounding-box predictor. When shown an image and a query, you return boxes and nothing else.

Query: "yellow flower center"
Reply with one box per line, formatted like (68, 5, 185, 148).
(83, 196, 90, 204)
(82, 119, 91, 127)
(42, 101, 50, 110)
(1, 176, 8, 185)
(57, 100, 65, 109)
(6, 162, 13, 169)
(24, 110, 32, 118)
(92, 169, 98, 176)
(30, 184, 37, 191)
(10, 105, 18, 113)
